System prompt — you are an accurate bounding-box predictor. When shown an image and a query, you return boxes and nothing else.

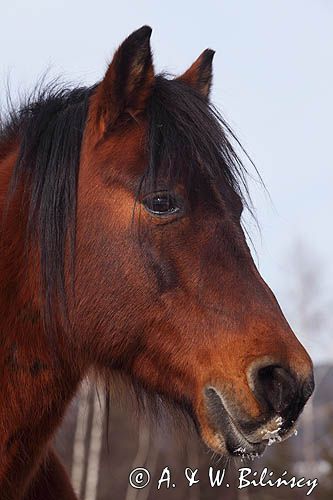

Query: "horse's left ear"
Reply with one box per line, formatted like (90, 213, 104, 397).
(177, 49, 215, 99)
(93, 25, 155, 134)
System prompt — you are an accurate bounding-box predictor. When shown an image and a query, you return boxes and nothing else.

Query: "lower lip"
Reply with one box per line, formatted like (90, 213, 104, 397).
(226, 436, 267, 459)
(205, 387, 267, 458)
(223, 414, 267, 458)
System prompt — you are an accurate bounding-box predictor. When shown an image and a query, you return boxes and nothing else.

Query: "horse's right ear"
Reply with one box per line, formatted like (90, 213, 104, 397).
(93, 26, 154, 135)
(177, 49, 215, 99)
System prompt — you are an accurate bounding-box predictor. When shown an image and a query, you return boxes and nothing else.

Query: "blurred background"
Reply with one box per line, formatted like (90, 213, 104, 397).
(1, 0, 332, 498)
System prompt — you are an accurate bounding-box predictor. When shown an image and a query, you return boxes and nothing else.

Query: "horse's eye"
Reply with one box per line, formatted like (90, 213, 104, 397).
(142, 191, 181, 217)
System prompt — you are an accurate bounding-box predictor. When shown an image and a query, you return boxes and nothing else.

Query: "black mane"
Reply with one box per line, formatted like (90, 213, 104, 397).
(2, 83, 93, 328)
(1, 76, 256, 329)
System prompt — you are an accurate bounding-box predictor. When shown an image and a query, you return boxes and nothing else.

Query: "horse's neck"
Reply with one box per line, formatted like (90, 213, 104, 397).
(0, 145, 81, 499)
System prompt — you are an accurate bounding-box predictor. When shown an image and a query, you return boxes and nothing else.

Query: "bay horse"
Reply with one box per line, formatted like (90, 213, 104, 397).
(0, 26, 314, 499)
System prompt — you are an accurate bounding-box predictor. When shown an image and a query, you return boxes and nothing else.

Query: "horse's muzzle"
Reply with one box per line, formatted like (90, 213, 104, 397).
(203, 363, 314, 458)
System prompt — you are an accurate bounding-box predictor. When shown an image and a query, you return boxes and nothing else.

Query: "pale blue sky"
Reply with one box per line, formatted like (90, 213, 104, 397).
(1, 0, 332, 362)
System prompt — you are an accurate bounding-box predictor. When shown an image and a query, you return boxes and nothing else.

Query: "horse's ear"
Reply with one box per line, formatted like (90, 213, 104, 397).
(178, 49, 215, 99)
(94, 26, 154, 133)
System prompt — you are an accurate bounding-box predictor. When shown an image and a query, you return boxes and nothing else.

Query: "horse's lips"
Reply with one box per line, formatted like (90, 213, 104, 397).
(204, 386, 267, 458)
(222, 413, 267, 458)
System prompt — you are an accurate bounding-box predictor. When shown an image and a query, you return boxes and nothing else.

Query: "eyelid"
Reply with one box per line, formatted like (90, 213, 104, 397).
(142, 190, 184, 218)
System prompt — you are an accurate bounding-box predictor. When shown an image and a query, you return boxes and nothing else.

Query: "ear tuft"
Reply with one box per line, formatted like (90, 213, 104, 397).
(94, 26, 154, 134)
(178, 49, 215, 99)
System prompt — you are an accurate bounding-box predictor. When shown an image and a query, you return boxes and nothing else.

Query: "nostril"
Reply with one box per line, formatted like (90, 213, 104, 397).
(255, 365, 297, 414)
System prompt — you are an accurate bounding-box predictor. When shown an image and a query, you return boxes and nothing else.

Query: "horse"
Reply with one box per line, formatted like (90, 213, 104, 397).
(0, 26, 314, 499)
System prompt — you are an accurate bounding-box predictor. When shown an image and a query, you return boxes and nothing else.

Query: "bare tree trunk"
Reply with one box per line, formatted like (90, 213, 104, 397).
(125, 420, 151, 500)
(71, 382, 91, 498)
(84, 390, 105, 500)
